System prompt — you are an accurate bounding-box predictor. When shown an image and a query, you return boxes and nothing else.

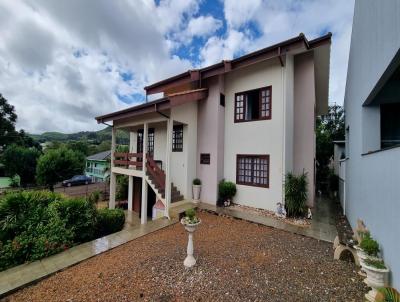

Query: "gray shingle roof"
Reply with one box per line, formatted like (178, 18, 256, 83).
(86, 150, 111, 161)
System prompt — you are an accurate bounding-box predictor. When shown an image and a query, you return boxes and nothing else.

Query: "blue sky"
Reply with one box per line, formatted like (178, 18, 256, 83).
(0, 0, 354, 133)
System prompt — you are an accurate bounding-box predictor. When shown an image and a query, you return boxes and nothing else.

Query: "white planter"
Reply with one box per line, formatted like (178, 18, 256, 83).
(192, 185, 201, 203)
(181, 219, 201, 268)
(363, 263, 389, 302)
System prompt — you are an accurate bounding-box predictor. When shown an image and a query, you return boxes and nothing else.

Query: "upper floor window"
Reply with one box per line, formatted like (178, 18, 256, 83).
(137, 128, 154, 155)
(236, 154, 269, 188)
(234, 86, 271, 123)
(172, 125, 183, 152)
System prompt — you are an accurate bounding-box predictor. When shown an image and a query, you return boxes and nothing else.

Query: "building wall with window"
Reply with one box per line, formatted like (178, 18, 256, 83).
(224, 59, 285, 210)
(197, 76, 225, 204)
(344, 0, 400, 289)
(171, 101, 198, 199)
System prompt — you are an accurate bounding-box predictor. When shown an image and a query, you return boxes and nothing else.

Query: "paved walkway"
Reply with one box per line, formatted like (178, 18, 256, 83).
(0, 211, 178, 297)
(199, 197, 337, 243)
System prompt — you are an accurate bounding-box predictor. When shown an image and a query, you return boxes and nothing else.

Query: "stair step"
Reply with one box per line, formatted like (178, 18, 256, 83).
(172, 195, 184, 203)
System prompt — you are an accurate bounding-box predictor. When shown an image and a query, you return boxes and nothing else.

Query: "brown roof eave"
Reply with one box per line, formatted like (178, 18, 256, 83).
(95, 97, 169, 124)
(144, 33, 331, 95)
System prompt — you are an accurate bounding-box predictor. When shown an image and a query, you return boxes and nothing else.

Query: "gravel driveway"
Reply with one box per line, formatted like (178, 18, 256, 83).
(4, 212, 367, 302)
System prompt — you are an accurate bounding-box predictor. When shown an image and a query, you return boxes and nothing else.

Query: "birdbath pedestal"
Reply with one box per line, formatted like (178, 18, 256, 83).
(181, 219, 201, 268)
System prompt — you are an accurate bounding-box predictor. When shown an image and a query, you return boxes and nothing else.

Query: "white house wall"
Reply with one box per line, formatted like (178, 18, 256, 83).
(224, 59, 285, 211)
(170, 101, 198, 199)
(344, 0, 400, 289)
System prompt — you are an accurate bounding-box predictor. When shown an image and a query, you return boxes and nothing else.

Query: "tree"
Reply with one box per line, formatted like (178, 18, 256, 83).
(36, 147, 85, 191)
(2, 145, 41, 187)
(0, 94, 18, 151)
(316, 104, 345, 192)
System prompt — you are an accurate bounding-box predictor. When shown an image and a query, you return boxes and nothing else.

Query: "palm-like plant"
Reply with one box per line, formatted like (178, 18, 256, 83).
(284, 172, 308, 217)
(376, 287, 400, 302)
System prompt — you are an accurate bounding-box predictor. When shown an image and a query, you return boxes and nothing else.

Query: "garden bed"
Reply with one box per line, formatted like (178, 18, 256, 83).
(5, 212, 367, 302)
(230, 203, 311, 227)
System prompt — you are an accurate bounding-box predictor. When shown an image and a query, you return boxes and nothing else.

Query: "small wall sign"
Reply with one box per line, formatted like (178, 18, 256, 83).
(200, 153, 210, 165)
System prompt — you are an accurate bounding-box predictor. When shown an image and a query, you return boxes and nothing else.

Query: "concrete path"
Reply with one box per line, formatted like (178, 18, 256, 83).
(199, 197, 338, 243)
(0, 211, 177, 297)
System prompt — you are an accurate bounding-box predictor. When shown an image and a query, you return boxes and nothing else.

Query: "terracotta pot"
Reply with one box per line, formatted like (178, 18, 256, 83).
(192, 185, 201, 202)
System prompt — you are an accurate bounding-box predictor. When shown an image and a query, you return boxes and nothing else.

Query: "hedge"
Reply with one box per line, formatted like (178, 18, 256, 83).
(0, 191, 125, 271)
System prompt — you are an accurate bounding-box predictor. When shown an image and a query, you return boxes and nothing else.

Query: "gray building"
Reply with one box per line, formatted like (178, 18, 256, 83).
(344, 0, 400, 289)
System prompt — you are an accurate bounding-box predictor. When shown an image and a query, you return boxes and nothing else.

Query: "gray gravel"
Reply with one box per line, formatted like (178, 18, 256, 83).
(4, 211, 367, 302)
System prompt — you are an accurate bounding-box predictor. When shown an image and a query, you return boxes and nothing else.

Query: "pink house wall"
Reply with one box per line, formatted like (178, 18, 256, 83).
(293, 52, 316, 207)
(196, 76, 225, 204)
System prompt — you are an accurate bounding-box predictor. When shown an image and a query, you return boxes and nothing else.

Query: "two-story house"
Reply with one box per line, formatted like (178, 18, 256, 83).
(95, 33, 331, 224)
(85, 150, 111, 183)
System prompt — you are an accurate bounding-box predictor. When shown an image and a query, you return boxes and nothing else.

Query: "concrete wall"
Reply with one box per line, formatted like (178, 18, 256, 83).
(344, 0, 400, 289)
(224, 59, 285, 211)
(196, 76, 225, 204)
(293, 51, 316, 207)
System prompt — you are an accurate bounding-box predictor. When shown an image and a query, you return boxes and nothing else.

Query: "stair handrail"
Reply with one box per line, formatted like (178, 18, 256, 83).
(146, 154, 166, 190)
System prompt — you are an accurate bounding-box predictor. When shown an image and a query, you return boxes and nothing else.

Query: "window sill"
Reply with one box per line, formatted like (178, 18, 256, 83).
(234, 117, 271, 124)
(236, 182, 269, 188)
(361, 144, 400, 156)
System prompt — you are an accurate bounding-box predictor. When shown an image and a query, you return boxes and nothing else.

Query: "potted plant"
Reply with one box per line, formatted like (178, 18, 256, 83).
(192, 178, 201, 203)
(218, 180, 237, 207)
(357, 233, 381, 262)
(181, 208, 201, 268)
(362, 258, 390, 302)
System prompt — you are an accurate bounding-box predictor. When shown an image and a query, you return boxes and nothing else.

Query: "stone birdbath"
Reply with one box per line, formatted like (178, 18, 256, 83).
(181, 209, 201, 268)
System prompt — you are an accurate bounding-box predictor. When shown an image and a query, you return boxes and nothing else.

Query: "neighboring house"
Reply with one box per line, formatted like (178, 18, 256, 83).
(95, 33, 331, 224)
(332, 140, 345, 176)
(85, 151, 111, 182)
(344, 0, 400, 289)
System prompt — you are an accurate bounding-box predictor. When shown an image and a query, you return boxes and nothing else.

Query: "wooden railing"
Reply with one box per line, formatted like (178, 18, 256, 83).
(146, 154, 166, 190)
(113, 152, 143, 169)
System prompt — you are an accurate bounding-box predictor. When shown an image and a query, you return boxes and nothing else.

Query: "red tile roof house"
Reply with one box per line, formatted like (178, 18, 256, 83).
(95, 33, 331, 224)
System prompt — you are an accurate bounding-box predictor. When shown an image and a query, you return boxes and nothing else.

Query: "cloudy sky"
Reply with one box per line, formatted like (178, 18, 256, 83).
(0, 0, 354, 134)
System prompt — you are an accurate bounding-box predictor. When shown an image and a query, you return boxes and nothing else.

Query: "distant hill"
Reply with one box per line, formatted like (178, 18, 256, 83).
(29, 127, 129, 144)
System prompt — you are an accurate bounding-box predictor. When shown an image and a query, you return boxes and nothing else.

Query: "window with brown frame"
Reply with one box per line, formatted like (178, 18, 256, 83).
(172, 125, 183, 152)
(236, 154, 269, 187)
(137, 128, 154, 156)
(234, 86, 271, 122)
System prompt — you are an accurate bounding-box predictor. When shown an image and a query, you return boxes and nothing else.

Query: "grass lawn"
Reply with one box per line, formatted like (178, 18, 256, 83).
(0, 177, 11, 189)
(5, 212, 367, 302)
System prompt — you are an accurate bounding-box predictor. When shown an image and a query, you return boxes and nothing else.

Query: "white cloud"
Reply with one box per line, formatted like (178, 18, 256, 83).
(0, 0, 354, 134)
(201, 0, 355, 105)
(0, 0, 196, 133)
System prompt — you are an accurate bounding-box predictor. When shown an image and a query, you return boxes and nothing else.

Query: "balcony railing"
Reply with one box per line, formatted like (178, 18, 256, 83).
(86, 168, 106, 175)
(113, 152, 143, 169)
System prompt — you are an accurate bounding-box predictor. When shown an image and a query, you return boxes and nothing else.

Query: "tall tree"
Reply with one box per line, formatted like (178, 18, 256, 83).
(316, 104, 345, 192)
(2, 145, 41, 187)
(0, 94, 18, 151)
(36, 147, 85, 191)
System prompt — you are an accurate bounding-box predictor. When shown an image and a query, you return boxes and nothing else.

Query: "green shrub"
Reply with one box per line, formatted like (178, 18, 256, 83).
(218, 180, 237, 200)
(193, 178, 201, 185)
(284, 172, 308, 217)
(360, 233, 380, 257)
(51, 198, 97, 243)
(0, 191, 75, 270)
(88, 190, 101, 204)
(116, 175, 128, 200)
(96, 208, 125, 237)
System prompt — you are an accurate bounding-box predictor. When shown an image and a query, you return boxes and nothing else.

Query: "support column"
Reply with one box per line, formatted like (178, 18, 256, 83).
(128, 175, 133, 211)
(109, 127, 116, 209)
(141, 123, 148, 224)
(165, 119, 173, 218)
